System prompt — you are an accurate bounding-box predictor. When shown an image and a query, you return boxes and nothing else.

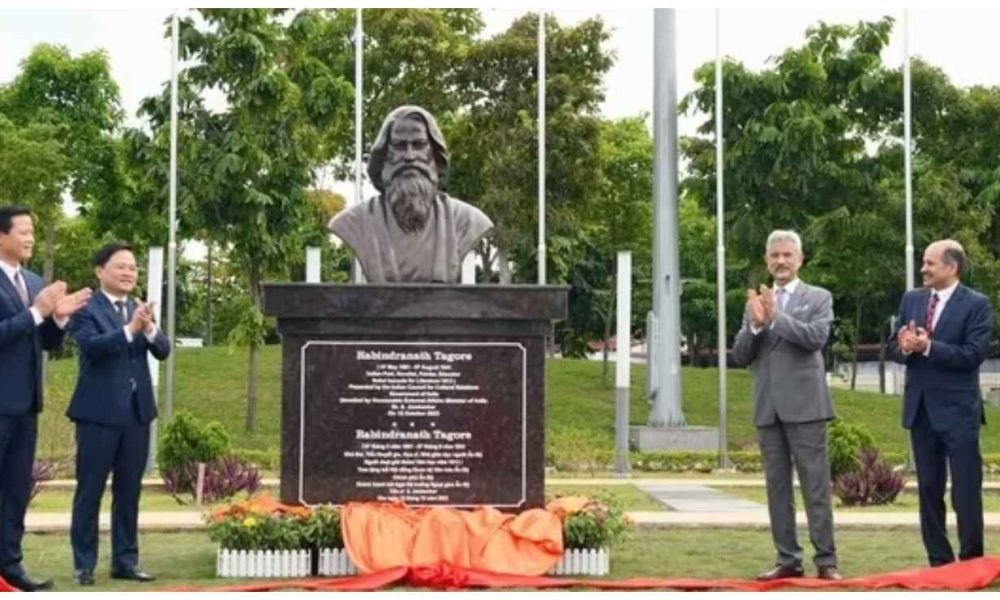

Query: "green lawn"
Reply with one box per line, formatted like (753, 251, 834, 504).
(545, 484, 664, 511)
(36, 346, 1000, 473)
(17, 528, 1000, 591)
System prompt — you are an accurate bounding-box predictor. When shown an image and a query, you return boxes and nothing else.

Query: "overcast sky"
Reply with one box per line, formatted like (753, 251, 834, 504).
(2, 7, 998, 204)
(4, 8, 998, 126)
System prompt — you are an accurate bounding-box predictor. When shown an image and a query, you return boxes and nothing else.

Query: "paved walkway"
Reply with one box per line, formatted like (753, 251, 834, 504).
(633, 482, 764, 512)
(24, 476, 1000, 533)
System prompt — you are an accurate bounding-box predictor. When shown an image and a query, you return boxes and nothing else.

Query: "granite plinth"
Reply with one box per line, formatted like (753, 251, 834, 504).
(263, 284, 568, 510)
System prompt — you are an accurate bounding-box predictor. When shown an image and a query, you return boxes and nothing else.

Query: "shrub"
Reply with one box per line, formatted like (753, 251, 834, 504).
(833, 447, 906, 506)
(163, 455, 262, 504)
(828, 418, 877, 480)
(561, 497, 631, 550)
(158, 411, 231, 493)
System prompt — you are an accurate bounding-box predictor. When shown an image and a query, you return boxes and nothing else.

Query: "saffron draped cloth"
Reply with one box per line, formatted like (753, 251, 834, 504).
(341, 496, 588, 575)
(212, 494, 589, 576)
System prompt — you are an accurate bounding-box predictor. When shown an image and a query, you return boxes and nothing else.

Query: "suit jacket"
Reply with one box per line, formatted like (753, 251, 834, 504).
(66, 292, 171, 426)
(0, 266, 66, 415)
(887, 284, 993, 430)
(732, 281, 836, 427)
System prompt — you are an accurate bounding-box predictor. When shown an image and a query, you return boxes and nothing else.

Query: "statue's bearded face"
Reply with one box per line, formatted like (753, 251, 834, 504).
(383, 117, 439, 233)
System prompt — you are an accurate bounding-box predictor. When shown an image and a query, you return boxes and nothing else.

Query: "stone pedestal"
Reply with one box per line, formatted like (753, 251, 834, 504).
(263, 284, 567, 509)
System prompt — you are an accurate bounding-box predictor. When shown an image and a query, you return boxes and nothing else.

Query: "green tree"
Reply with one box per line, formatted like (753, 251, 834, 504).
(449, 13, 613, 288)
(0, 116, 67, 212)
(159, 9, 354, 431)
(0, 43, 122, 282)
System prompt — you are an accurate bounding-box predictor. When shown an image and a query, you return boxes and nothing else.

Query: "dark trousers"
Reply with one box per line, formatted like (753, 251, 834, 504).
(0, 413, 37, 577)
(70, 417, 149, 572)
(910, 402, 984, 566)
(757, 419, 837, 568)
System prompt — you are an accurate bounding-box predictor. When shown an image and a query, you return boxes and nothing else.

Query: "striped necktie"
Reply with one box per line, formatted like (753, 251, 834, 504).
(12, 270, 29, 307)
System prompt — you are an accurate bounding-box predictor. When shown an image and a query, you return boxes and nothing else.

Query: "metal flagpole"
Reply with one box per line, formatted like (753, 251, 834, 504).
(903, 9, 915, 471)
(146, 247, 164, 472)
(648, 8, 685, 427)
(353, 9, 365, 284)
(164, 10, 179, 420)
(904, 9, 914, 291)
(715, 9, 730, 469)
(537, 11, 546, 285)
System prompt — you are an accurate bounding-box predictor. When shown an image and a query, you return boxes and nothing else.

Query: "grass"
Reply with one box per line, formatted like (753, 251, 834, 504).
(716, 486, 1000, 512)
(36, 346, 1000, 473)
(545, 484, 664, 511)
(16, 528, 1000, 591)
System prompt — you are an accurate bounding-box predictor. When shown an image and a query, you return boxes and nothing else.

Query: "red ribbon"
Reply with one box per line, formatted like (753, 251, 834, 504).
(161, 556, 1000, 592)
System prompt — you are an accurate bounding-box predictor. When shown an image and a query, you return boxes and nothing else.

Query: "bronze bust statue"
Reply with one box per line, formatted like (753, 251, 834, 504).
(328, 105, 493, 283)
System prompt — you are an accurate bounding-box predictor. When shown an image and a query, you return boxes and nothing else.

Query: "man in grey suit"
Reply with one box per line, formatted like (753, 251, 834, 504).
(732, 230, 841, 581)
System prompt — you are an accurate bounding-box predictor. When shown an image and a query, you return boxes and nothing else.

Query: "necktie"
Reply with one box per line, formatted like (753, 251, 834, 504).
(12, 270, 28, 307)
(775, 287, 787, 311)
(115, 300, 128, 325)
(926, 292, 940, 335)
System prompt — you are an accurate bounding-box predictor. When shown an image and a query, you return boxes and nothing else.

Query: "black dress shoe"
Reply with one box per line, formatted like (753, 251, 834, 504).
(817, 565, 843, 580)
(111, 567, 155, 582)
(74, 569, 95, 586)
(756, 563, 805, 581)
(2, 571, 54, 591)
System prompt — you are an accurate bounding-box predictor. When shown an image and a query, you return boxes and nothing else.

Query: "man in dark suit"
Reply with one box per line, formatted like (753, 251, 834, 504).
(67, 242, 171, 586)
(888, 239, 993, 566)
(732, 230, 841, 581)
(0, 205, 91, 591)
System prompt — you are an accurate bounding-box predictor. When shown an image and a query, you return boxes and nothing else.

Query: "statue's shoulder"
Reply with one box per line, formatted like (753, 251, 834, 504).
(328, 196, 382, 238)
(442, 194, 493, 230)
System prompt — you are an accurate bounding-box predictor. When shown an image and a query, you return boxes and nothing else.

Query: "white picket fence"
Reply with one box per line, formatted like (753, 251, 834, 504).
(549, 548, 610, 576)
(217, 547, 608, 578)
(216, 549, 312, 578)
(317, 548, 358, 576)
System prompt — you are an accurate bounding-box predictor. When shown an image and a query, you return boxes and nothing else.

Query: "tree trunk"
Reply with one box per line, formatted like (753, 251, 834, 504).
(478, 244, 492, 282)
(497, 246, 511, 285)
(850, 301, 862, 391)
(602, 262, 617, 383)
(205, 242, 214, 346)
(245, 269, 262, 433)
(878, 323, 887, 394)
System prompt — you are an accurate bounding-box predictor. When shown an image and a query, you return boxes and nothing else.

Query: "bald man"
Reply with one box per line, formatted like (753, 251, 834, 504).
(888, 240, 994, 566)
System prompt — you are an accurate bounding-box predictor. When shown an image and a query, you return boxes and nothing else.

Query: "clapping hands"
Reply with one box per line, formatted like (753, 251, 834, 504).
(747, 285, 777, 329)
(33, 281, 92, 320)
(897, 320, 930, 355)
(127, 301, 157, 335)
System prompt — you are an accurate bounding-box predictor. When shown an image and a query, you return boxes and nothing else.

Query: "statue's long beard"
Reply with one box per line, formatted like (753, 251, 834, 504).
(386, 169, 438, 233)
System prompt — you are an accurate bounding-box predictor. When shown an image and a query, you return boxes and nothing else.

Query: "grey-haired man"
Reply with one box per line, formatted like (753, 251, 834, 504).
(732, 230, 841, 581)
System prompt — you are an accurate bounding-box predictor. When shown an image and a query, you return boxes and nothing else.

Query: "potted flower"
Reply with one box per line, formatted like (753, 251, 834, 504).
(208, 497, 357, 578)
(208, 495, 317, 578)
(303, 505, 356, 576)
(551, 497, 632, 576)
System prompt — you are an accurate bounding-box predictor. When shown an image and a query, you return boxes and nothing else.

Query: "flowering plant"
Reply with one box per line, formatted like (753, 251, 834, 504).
(206, 495, 343, 550)
(555, 496, 633, 549)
